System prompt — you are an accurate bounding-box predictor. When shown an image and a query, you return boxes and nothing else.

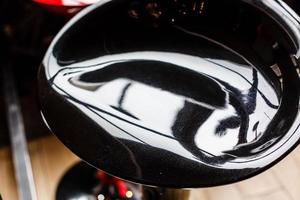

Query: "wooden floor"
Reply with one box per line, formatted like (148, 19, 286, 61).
(1, 135, 300, 200)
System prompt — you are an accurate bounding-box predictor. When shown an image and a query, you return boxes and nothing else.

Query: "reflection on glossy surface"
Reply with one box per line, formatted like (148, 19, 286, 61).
(32, 0, 100, 15)
(56, 162, 142, 200)
(49, 52, 280, 159)
(33, 0, 99, 6)
(284, 0, 300, 15)
(39, 0, 300, 187)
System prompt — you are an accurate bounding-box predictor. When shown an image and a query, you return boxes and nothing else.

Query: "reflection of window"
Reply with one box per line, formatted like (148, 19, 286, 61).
(55, 52, 280, 161)
(94, 78, 188, 137)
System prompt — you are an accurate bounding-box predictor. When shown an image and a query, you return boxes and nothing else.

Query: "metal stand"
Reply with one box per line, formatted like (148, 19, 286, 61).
(2, 64, 37, 200)
(56, 161, 191, 200)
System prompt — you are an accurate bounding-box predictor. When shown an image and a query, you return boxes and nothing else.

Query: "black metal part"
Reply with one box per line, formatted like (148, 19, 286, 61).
(38, 0, 300, 188)
(56, 161, 143, 200)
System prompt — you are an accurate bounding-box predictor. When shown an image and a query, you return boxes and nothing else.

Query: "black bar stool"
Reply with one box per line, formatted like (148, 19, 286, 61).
(38, 0, 300, 199)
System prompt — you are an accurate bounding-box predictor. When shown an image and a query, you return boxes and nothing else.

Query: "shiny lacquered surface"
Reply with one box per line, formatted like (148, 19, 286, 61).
(32, 0, 100, 15)
(56, 162, 142, 200)
(39, 0, 300, 187)
(33, 0, 99, 6)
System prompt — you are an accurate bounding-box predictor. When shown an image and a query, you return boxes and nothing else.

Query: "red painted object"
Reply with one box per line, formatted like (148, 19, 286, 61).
(32, 0, 99, 15)
(33, 0, 99, 6)
(96, 171, 129, 198)
(113, 179, 129, 198)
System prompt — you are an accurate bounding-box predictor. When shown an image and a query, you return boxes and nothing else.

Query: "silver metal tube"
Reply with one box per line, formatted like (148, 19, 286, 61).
(2, 64, 37, 200)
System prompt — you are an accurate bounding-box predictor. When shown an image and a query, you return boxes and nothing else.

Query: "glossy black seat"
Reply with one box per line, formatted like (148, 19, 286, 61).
(38, 0, 300, 187)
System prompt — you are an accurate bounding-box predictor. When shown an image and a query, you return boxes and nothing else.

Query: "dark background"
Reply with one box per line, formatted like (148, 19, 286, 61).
(0, 0, 66, 147)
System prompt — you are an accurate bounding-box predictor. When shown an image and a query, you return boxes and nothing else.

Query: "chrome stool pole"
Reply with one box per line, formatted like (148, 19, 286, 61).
(2, 64, 37, 200)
